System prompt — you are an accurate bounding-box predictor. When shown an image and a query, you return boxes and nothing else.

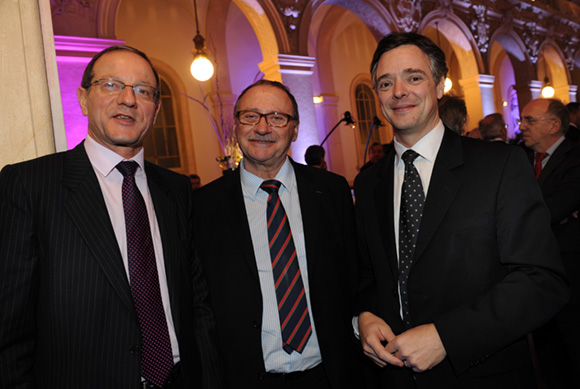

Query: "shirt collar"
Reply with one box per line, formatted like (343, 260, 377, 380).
(84, 134, 146, 177)
(240, 157, 295, 199)
(545, 135, 566, 156)
(393, 120, 445, 164)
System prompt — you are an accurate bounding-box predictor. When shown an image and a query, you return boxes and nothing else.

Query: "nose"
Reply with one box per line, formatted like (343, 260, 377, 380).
(117, 85, 137, 107)
(392, 79, 407, 100)
(254, 115, 271, 134)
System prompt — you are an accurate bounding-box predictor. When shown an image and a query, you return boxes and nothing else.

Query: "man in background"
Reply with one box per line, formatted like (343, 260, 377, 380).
(519, 98, 580, 387)
(304, 145, 327, 170)
(566, 102, 580, 143)
(189, 173, 202, 190)
(478, 113, 507, 142)
(0, 45, 222, 388)
(360, 142, 385, 172)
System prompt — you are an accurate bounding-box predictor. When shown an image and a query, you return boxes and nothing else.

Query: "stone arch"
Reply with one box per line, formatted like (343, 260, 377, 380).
(96, 0, 120, 38)
(538, 40, 571, 102)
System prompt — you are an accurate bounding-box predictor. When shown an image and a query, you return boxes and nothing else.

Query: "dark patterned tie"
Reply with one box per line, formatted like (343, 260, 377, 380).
(260, 180, 312, 354)
(399, 150, 425, 328)
(116, 161, 173, 387)
(534, 152, 548, 179)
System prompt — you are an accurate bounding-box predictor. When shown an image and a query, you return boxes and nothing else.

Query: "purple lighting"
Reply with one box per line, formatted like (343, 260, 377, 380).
(54, 36, 124, 149)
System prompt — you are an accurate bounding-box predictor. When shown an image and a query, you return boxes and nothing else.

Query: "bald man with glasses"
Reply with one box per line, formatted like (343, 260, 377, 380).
(520, 98, 580, 387)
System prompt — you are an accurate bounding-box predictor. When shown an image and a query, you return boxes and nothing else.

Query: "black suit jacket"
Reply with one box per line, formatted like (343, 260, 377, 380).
(354, 129, 568, 388)
(0, 143, 223, 388)
(527, 138, 580, 301)
(193, 160, 362, 388)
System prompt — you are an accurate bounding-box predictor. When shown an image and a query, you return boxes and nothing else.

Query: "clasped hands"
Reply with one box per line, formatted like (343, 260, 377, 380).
(358, 311, 446, 372)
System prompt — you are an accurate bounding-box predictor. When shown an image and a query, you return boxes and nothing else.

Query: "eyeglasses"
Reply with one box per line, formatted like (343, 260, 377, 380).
(90, 79, 159, 102)
(516, 117, 556, 126)
(236, 110, 295, 128)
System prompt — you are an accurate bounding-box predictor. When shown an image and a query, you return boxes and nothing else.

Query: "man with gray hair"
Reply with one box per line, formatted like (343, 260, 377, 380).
(478, 113, 507, 142)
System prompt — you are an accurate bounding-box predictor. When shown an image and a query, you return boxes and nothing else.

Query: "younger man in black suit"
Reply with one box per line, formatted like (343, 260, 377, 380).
(0, 45, 222, 388)
(354, 32, 568, 388)
(193, 80, 362, 388)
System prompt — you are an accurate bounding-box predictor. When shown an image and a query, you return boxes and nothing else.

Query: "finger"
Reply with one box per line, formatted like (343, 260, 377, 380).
(363, 350, 387, 367)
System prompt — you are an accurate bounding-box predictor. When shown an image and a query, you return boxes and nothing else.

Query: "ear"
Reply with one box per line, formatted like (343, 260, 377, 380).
(549, 119, 562, 135)
(77, 87, 89, 116)
(436, 77, 445, 99)
(292, 122, 299, 142)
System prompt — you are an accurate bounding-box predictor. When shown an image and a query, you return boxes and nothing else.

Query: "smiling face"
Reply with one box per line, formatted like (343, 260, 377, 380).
(374, 44, 444, 147)
(235, 84, 298, 179)
(77, 50, 160, 159)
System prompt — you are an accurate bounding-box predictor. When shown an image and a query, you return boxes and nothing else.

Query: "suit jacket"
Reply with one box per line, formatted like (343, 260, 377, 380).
(193, 160, 362, 388)
(0, 142, 223, 388)
(527, 139, 580, 301)
(566, 124, 580, 144)
(354, 129, 569, 388)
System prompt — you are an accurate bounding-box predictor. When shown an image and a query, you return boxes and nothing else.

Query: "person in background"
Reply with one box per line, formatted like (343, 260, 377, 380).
(478, 113, 507, 142)
(189, 173, 202, 190)
(193, 80, 363, 388)
(0, 45, 223, 388)
(437, 94, 468, 136)
(304, 145, 327, 170)
(354, 32, 568, 388)
(360, 142, 385, 172)
(519, 97, 580, 387)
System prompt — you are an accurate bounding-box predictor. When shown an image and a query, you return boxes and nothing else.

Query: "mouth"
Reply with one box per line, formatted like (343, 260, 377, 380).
(390, 104, 415, 112)
(248, 138, 276, 144)
(113, 114, 135, 122)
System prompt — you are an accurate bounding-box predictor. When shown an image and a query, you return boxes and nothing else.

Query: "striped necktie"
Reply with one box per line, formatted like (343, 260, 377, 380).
(261, 180, 312, 354)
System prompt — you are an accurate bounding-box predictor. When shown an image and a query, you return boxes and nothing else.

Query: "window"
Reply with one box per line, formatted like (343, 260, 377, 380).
(144, 77, 182, 169)
(355, 83, 381, 147)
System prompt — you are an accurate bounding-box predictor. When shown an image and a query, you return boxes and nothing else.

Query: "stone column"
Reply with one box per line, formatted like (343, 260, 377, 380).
(259, 55, 318, 164)
(0, 0, 65, 168)
(569, 85, 579, 103)
(458, 74, 495, 128)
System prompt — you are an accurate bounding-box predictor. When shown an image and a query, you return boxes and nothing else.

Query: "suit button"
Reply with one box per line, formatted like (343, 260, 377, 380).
(253, 321, 260, 329)
(259, 372, 266, 380)
(130, 345, 139, 354)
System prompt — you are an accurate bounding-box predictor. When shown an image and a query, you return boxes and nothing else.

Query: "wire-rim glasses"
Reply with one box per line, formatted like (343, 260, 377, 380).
(90, 79, 159, 102)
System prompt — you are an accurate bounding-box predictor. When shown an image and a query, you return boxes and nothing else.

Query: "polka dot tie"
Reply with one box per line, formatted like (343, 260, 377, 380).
(399, 150, 425, 328)
(116, 161, 173, 388)
(261, 180, 312, 354)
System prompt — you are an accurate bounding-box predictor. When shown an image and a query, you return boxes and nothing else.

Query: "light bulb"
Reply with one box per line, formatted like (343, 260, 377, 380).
(444, 78, 452, 93)
(190, 55, 214, 81)
(541, 85, 555, 98)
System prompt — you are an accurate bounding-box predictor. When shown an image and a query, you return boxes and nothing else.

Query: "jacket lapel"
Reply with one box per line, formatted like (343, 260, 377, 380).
(538, 139, 573, 185)
(413, 129, 462, 264)
(63, 142, 135, 314)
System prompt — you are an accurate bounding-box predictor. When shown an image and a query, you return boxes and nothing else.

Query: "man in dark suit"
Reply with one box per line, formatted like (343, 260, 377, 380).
(0, 46, 222, 388)
(519, 98, 580, 386)
(354, 32, 568, 388)
(193, 80, 362, 388)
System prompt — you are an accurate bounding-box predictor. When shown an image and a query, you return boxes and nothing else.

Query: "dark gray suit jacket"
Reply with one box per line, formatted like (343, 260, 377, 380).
(0, 142, 223, 388)
(354, 129, 569, 388)
(193, 160, 363, 388)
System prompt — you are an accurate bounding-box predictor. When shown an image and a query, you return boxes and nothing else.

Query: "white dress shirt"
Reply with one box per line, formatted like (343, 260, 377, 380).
(240, 157, 322, 373)
(84, 135, 179, 363)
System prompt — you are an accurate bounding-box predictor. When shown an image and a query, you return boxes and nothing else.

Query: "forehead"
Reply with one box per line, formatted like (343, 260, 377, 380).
(238, 85, 293, 111)
(376, 44, 432, 77)
(92, 50, 156, 84)
(523, 100, 548, 115)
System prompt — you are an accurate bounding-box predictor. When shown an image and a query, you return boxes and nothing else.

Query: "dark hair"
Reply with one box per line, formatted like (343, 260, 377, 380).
(233, 80, 299, 123)
(188, 174, 200, 180)
(567, 102, 580, 115)
(80, 45, 160, 102)
(304, 145, 325, 166)
(546, 99, 570, 133)
(370, 32, 448, 89)
(438, 95, 467, 135)
(479, 113, 506, 141)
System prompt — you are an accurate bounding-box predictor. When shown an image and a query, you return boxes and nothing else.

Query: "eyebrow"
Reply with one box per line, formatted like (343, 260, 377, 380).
(376, 68, 429, 82)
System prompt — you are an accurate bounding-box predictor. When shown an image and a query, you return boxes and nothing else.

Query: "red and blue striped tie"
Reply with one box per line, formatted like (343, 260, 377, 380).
(261, 180, 312, 354)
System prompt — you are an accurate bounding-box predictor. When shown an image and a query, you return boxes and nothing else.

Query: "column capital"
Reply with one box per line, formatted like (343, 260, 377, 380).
(259, 54, 316, 81)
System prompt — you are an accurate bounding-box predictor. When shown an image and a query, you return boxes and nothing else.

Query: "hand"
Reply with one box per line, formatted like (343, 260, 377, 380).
(385, 323, 446, 372)
(358, 312, 404, 368)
